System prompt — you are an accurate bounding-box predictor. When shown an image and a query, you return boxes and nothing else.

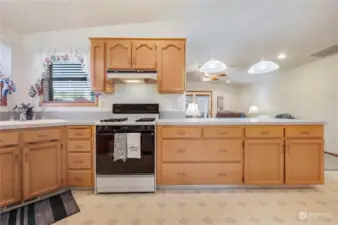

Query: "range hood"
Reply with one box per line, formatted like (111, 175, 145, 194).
(107, 70, 157, 84)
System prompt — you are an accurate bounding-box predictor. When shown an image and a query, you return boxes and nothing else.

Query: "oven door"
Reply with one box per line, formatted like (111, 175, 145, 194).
(96, 127, 155, 175)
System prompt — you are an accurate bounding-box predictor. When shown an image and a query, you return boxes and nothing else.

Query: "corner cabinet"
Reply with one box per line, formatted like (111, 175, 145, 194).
(157, 41, 186, 93)
(23, 142, 62, 200)
(0, 147, 20, 207)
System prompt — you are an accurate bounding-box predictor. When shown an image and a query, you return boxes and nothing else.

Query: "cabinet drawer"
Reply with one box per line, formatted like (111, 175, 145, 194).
(162, 163, 243, 185)
(162, 139, 242, 162)
(68, 170, 92, 186)
(68, 140, 91, 152)
(68, 128, 91, 139)
(0, 132, 19, 147)
(285, 126, 323, 138)
(245, 127, 283, 138)
(68, 153, 92, 169)
(162, 127, 202, 138)
(23, 129, 62, 143)
(203, 127, 243, 138)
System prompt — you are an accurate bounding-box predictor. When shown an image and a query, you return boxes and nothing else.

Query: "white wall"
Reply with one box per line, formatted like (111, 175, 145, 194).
(237, 54, 338, 154)
(15, 20, 187, 112)
(186, 81, 240, 117)
(0, 20, 23, 111)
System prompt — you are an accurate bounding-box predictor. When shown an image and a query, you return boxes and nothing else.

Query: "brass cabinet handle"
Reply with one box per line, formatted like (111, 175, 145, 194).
(218, 131, 227, 135)
(261, 131, 269, 135)
(74, 177, 83, 181)
(218, 172, 227, 176)
(177, 172, 186, 176)
(301, 131, 310, 135)
(15, 154, 19, 163)
(25, 153, 28, 162)
(177, 149, 186, 153)
(177, 131, 186, 135)
(38, 134, 49, 138)
(74, 160, 83, 164)
(74, 133, 83, 136)
(0, 139, 3, 144)
(219, 149, 227, 153)
(74, 145, 83, 149)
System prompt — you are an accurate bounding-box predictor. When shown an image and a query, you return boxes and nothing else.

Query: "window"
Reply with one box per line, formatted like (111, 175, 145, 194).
(186, 91, 212, 118)
(42, 62, 97, 106)
(0, 41, 11, 106)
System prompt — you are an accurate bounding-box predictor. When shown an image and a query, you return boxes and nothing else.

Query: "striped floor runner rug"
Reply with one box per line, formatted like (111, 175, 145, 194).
(0, 190, 80, 225)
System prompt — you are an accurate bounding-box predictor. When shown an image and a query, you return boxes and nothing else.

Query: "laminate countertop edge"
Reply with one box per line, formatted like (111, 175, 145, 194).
(0, 118, 326, 130)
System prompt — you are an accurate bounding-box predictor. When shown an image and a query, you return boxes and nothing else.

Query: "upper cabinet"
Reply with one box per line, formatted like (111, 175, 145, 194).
(157, 41, 186, 93)
(89, 38, 186, 94)
(106, 40, 132, 70)
(132, 41, 157, 70)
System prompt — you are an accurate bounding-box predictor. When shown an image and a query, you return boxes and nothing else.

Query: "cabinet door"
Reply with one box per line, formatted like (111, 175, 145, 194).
(106, 40, 132, 69)
(157, 41, 185, 93)
(0, 147, 20, 207)
(90, 40, 105, 91)
(244, 139, 284, 185)
(23, 142, 62, 200)
(285, 139, 324, 185)
(132, 41, 157, 70)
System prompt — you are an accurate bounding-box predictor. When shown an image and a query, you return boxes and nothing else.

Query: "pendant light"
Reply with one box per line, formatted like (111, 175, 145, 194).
(248, 17, 279, 75)
(199, 59, 227, 74)
(186, 94, 201, 118)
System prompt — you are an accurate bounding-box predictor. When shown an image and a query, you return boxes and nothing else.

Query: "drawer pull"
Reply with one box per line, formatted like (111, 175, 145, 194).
(74, 133, 84, 136)
(177, 131, 186, 135)
(219, 149, 227, 153)
(218, 172, 227, 176)
(301, 131, 310, 135)
(261, 131, 269, 135)
(218, 131, 227, 135)
(38, 134, 49, 138)
(0, 140, 3, 143)
(74, 145, 83, 149)
(177, 172, 186, 176)
(177, 149, 186, 153)
(74, 177, 83, 181)
(74, 160, 83, 163)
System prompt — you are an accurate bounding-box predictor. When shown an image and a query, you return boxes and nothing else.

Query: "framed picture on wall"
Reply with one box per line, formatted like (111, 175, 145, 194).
(217, 96, 224, 112)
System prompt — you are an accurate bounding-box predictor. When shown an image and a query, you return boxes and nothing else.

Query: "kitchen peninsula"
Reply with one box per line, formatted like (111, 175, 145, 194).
(156, 118, 325, 186)
(0, 118, 325, 209)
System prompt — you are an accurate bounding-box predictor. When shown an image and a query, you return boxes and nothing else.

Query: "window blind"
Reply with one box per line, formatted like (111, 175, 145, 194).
(43, 63, 94, 102)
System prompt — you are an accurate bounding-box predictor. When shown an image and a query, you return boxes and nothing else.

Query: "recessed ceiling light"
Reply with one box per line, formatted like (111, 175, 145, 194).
(226, 80, 231, 84)
(277, 53, 286, 60)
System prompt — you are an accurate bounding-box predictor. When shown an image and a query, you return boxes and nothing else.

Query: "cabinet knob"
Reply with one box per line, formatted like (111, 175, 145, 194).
(261, 131, 269, 135)
(218, 172, 227, 176)
(219, 149, 227, 153)
(177, 172, 186, 176)
(177, 149, 186, 153)
(218, 131, 227, 135)
(301, 131, 310, 135)
(74, 133, 83, 136)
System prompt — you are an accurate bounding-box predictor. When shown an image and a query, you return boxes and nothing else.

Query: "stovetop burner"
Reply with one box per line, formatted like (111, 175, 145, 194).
(135, 118, 156, 122)
(100, 118, 128, 122)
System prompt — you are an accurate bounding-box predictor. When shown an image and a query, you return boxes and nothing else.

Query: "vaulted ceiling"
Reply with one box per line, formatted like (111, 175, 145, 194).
(1, 0, 337, 83)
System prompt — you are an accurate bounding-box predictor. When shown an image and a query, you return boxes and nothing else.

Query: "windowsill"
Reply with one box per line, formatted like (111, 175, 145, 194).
(40, 101, 98, 107)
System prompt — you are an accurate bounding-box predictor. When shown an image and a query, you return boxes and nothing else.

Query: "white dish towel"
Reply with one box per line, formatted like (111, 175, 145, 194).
(127, 133, 141, 159)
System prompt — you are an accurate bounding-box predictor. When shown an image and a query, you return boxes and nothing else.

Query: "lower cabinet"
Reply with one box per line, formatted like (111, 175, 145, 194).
(23, 142, 62, 200)
(285, 139, 324, 185)
(0, 147, 20, 207)
(244, 139, 284, 185)
(162, 163, 243, 185)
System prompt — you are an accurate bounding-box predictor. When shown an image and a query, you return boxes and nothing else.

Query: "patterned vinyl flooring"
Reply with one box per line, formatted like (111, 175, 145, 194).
(325, 154, 338, 171)
(55, 171, 338, 225)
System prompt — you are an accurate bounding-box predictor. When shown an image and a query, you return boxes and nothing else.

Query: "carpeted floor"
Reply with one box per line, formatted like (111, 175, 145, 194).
(325, 154, 338, 171)
(55, 172, 338, 225)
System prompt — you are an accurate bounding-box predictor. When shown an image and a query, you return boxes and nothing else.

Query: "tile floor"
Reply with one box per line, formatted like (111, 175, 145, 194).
(325, 154, 338, 171)
(56, 172, 338, 225)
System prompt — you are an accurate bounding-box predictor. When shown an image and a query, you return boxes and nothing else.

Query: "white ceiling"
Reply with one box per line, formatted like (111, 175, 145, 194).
(1, 0, 338, 84)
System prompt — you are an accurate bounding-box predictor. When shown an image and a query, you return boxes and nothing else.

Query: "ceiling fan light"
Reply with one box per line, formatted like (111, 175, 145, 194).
(199, 60, 227, 74)
(248, 60, 279, 75)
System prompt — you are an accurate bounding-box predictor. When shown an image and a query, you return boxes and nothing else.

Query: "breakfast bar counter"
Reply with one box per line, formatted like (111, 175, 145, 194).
(156, 118, 325, 187)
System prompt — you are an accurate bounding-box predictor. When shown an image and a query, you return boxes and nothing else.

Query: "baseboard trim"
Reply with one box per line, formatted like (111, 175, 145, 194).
(325, 151, 338, 157)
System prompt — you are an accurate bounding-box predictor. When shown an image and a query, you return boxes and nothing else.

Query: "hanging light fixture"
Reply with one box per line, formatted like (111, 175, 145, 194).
(248, 17, 279, 75)
(199, 59, 227, 74)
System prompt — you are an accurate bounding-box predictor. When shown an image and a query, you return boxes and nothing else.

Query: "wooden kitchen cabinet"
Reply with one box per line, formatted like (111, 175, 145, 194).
(90, 40, 106, 92)
(106, 40, 132, 70)
(244, 139, 284, 185)
(23, 142, 62, 200)
(157, 40, 186, 93)
(132, 41, 157, 70)
(285, 139, 324, 185)
(0, 147, 20, 207)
